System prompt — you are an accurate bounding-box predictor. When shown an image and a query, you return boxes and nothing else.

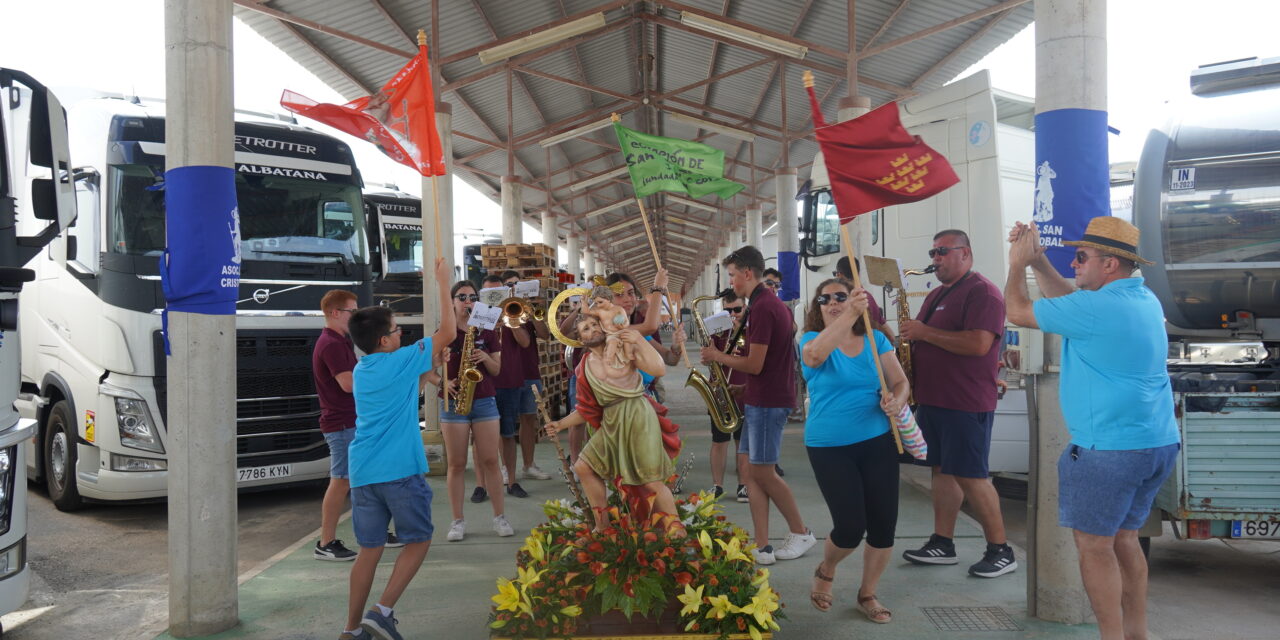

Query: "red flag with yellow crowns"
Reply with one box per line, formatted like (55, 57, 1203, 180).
(805, 74, 958, 223)
(282, 38, 446, 177)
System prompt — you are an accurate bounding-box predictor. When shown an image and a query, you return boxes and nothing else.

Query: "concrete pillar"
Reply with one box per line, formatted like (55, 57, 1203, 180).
(164, 0, 238, 635)
(501, 175, 522, 244)
(541, 210, 558, 258)
(1029, 0, 1107, 624)
(775, 168, 799, 303)
(583, 247, 595, 279)
(567, 233, 581, 281)
(420, 105, 452, 433)
(746, 208, 762, 248)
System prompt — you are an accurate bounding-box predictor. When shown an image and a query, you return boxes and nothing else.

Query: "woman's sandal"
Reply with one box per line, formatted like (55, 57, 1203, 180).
(857, 594, 892, 624)
(810, 565, 835, 612)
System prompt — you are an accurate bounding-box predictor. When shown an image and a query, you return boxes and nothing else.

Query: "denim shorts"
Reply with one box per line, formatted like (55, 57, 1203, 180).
(1059, 443, 1179, 537)
(739, 405, 789, 465)
(519, 379, 542, 415)
(323, 427, 355, 479)
(915, 405, 995, 479)
(351, 474, 434, 548)
(495, 387, 521, 437)
(439, 396, 500, 424)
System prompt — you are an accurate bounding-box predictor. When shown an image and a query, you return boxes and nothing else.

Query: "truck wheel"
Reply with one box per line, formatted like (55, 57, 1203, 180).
(45, 400, 84, 512)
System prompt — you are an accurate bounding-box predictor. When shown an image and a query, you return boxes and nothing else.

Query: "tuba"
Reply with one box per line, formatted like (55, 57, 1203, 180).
(453, 326, 484, 414)
(686, 294, 744, 434)
(499, 296, 544, 329)
(896, 264, 936, 403)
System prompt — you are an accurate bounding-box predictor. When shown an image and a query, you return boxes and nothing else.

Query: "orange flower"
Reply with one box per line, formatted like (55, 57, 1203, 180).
(674, 571, 694, 585)
(588, 541, 604, 553)
(577, 551, 590, 564)
(590, 561, 606, 575)
(643, 531, 658, 543)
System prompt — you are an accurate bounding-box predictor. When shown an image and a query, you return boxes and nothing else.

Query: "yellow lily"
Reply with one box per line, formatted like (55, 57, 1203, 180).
(491, 578, 522, 613)
(698, 530, 715, 560)
(750, 568, 771, 587)
(705, 594, 735, 620)
(560, 605, 583, 617)
(676, 584, 705, 617)
(523, 534, 545, 564)
(715, 536, 752, 563)
(738, 593, 779, 629)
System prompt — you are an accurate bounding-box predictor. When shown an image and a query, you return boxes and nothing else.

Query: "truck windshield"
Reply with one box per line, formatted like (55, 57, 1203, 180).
(800, 189, 842, 257)
(109, 163, 368, 264)
(383, 223, 423, 275)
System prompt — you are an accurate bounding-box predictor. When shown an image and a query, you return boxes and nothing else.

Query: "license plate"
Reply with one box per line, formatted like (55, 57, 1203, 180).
(237, 464, 293, 483)
(1231, 520, 1280, 538)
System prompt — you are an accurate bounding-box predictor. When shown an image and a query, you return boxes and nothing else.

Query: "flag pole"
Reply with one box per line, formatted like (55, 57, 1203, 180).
(840, 223, 904, 454)
(420, 29, 445, 259)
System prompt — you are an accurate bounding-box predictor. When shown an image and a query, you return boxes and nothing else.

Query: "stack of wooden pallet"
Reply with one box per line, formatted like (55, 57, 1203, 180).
(482, 243, 566, 416)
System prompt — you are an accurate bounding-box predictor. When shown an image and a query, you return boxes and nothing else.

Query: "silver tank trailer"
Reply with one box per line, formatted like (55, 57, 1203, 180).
(1135, 57, 1280, 338)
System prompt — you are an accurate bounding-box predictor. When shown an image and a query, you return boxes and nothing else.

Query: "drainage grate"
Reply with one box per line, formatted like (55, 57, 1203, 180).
(922, 606, 1022, 632)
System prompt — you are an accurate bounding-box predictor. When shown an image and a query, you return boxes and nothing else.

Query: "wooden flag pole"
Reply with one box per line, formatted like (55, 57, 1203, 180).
(839, 223, 905, 454)
(634, 196, 694, 371)
(419, 30, 445, 259)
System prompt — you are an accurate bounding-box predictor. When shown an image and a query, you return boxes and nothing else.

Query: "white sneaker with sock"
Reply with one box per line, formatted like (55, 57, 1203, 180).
(446, 519, 465, 542)
(493, 514, 515, 537)
(773, 529, 817, 560)
(522, 464, 551, 480)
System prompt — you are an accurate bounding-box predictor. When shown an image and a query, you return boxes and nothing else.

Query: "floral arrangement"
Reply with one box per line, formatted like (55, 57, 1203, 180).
(489, 491, 783, 639)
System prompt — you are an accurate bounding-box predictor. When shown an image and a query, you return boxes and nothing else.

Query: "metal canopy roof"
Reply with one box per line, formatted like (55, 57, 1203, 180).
(235, 0, 1033, 286)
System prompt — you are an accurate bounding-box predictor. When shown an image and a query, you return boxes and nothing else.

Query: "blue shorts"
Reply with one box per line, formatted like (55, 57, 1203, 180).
(1059, 443, 1179, 536)
(739, 405, 789, 465)
(439, 396, 500, 424)
(495, 388, 521, 437)
(323, 427, 355, 479)
(519, 379, 542, 415)
(915, 405, 995, 479)
(351, 474, 434, 548)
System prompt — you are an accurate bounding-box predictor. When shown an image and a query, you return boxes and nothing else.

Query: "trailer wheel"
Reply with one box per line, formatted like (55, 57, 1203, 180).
(45, 400, 84, 512)
(1139, 536, 1151, 560)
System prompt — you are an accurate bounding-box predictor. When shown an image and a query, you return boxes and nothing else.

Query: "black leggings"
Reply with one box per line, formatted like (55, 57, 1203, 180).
(806, 431, 899, 550)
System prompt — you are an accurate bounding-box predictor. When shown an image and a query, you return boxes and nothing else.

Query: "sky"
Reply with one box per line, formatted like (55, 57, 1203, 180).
(3, 0, 1278, 266)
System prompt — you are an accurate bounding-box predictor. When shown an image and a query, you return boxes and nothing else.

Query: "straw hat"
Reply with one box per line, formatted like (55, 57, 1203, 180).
(1063, 216, 1152, 265)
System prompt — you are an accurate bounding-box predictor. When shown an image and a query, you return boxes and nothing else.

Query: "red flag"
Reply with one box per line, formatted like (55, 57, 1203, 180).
(282, 42, 445, 177)
(806, 80, 958, 223)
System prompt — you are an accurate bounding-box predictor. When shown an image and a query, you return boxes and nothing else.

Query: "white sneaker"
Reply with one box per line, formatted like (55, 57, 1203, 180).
(522, 465, 551, 480)
(493, 514, 515, 537)
(501, 466, 509, 484)
(774, 529, 817, 560)
(752, 544, 776, 566)
(446, 519, 465, 542)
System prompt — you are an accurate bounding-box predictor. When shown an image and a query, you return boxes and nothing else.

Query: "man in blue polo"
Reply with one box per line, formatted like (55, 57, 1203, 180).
(1005, 217, 1179, 640)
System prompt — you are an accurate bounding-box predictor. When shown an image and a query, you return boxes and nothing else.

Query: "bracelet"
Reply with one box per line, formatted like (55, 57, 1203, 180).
(651, 287, 666, 293)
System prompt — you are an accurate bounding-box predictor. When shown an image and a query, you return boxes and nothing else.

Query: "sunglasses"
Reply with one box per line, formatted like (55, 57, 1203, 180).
(454, 294, 479, 302)
(928, 245, 966, 258)
(1074, 250, 1115, 264)
(503, 280, 519, 287)
(815, 292, 850, 305)
(724, 306, 743, 314)
(763, 280, 781, 289)
(385, 326, 402, 337)
(338, 307, 357, 314)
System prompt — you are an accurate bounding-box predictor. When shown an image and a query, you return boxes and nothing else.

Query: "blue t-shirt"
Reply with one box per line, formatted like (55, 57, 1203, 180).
(1033, 277, 1179, 451)
(350, 337, 434, 487)
(799, 329, 894, 447)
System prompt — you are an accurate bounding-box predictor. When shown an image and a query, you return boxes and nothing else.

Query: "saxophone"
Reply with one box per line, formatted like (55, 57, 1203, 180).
(897, 265, 937, 404)
(452, 326, 484, 414)
(685, 294, 744, 434)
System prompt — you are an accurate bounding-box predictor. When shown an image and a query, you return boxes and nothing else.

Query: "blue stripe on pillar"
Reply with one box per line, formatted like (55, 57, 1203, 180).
(1033, 108, 1110, 277)
(778, 250, 800, 302)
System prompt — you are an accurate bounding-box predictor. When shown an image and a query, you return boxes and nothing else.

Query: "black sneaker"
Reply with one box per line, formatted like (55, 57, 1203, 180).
(736, 485, 749, 503)
(969, 544, 1018, 578)
(902, 534, 958, 565)
(385, 532, 404, 548)
(775, 464, 785, 477)
(470, 486, 488, 503)
(315, 539, 357, 561)
(506, 483, 529, 498)
(712, 485, 725, 500)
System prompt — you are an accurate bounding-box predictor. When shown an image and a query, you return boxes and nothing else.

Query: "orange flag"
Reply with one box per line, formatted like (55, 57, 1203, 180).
(282, 40, 445, 177)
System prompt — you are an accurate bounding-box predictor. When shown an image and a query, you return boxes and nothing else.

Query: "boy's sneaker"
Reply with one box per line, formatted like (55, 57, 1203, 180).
(969, 544, 1018, 578)
(493, 514, 515, 537)
(507, 483, 529, 498)
(522, 465, 551, 480)
(470, 486, 488, 503)
(775, 464, 785, 477)
(501, 466, 509, 484)
(752, 544, 776, 566)
(736, 485, 749, 503)
(360, 608, 403, 640)
(315, 539, 357, 561)
(711, 485, 725, 500)
(903, 534, 959, 565)
(339, 630, 372, 640)
(446, 519, 466, 542)
(384, 532, 404, 548)
(774, 529, 817, 560)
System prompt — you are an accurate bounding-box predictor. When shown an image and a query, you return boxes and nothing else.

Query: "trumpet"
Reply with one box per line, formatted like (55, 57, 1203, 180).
(499, 296, 545, 329)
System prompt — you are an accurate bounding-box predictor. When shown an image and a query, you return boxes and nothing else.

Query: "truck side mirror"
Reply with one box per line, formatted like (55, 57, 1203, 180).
(2, 68, 76, 265)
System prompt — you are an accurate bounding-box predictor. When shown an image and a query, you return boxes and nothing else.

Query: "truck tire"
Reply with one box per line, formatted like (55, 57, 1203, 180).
(45, 400, 84, 512)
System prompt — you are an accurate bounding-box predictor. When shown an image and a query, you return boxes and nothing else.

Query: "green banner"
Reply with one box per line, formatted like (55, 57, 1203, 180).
(613, 123, 745, 200)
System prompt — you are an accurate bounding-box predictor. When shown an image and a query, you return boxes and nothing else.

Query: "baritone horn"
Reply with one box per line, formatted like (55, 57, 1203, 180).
(686, 294, 743, 434)
(500, 296, 544, 329)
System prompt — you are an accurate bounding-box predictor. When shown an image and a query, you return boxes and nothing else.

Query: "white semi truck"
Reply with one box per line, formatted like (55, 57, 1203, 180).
(798, 70, 1036, 478)
(1, 68, 76, 626)
(16, 95, 373, 510)
(364, 189, 426, 343)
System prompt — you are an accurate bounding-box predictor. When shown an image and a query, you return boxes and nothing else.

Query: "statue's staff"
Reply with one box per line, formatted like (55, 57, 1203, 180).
(532, 383, 592, 527)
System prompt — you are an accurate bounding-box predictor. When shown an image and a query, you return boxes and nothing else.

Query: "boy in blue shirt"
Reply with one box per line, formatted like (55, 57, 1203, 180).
(340, 258, 454, 640)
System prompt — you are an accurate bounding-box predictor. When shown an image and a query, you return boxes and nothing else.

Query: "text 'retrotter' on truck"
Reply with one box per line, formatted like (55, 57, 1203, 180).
(3, 68, 76, 623)
(16, 94, 373, 511)
(364, 188, 426, 344)
(1137, 56, 1280, 541)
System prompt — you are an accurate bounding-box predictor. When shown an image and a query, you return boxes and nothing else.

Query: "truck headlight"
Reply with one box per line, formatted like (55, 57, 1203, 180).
(0, 447, 14, 537)
(0, 538, 27, 581)
(115, 397, 164, 454)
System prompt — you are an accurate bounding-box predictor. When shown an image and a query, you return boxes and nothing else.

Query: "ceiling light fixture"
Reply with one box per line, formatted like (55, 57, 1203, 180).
(583, 200, 631, 218)
(568, 166, 629, 191)
(668, 111, 756, 142)
(479, 13, 606, 65)
(665, 195, 720, 213)
(598, 217, 641, 235)
(539, 115, 616, 148)
(667, 217, 711, 231)
(679, 11, 808, 60)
